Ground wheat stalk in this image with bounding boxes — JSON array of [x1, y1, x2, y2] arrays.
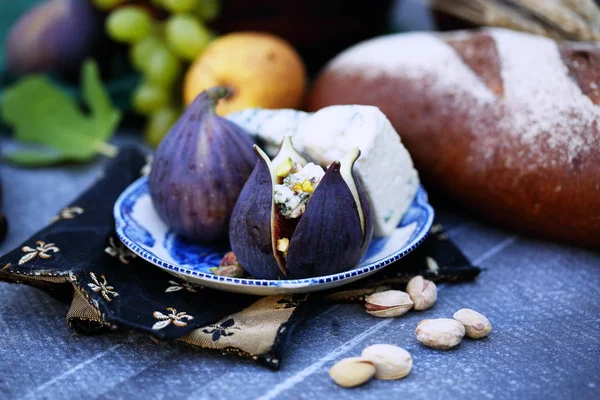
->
[[506, 0, 600, 40], [426, 0, 600, 40], [428, 0, 557, 38], [562, 0, 600, 25]]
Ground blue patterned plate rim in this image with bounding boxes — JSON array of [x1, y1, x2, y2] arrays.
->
[[114, 176, 434, 289]]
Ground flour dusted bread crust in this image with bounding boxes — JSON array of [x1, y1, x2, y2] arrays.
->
[[307, 28, 600, 247]]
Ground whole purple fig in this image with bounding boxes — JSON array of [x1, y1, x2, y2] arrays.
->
[[5, 0, 99, 76], [230, 137, 373, 279], [149, 87, 256, 243]]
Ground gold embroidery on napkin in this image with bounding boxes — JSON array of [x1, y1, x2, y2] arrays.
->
[[19, 241, 60, 265], [425, 257, 440, 275], [87, 272, 119, 302], [104, 237, 137, 264], [152, 308, 194, 330], [51, 206, 84, 222], [165, 280, 199, 293]]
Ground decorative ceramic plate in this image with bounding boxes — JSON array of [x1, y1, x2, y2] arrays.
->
[[114, 177, 434, 295]]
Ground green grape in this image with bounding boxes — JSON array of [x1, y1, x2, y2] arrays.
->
[[163, 0, 198, 13], [144, 46, 182, 86], [106, 7, 152, 43], [132, 82, 171, 115], [195, 0, 220, 22], [92, 0, 125, 11], [165, 14, 212, 61], [144, 107, 181, 148], [130, 36, 163, 71]]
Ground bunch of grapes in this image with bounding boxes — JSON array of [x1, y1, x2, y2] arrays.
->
[[93, 0, 220, 146]]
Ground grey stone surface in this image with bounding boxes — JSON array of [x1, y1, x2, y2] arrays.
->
[[1, 151, 599, 400]]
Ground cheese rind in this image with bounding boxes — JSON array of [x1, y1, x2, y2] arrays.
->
[[227, 108, 309, 155], [227, 105, 420, 237]]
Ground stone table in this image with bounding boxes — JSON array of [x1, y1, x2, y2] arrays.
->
[[1, 149, 599, 400]]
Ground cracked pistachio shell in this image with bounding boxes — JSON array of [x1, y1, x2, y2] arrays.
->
[[361, 344, 413, 380], [149, 87, 255, 243], [329, 357, 376, 388], [453, 308, 492, 339], [229, 137, 373, 280], [416, 318, 465, 349], [406, 275, 437, 311], [365, 290, 413, 317]]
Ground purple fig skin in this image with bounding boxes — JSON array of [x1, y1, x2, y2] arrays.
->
[[229, 149, 282, 280], [5, 0, 99, 76], [149, 87, 256, 243], [285, 161, 373, 279]]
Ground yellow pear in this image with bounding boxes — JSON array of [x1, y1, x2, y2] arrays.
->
[[183, 32, 307, 115]]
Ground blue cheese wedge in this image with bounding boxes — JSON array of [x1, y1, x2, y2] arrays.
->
[[228, 105, 420, 237], [227, 108, 309, 155], [273, 162, 325, 219]]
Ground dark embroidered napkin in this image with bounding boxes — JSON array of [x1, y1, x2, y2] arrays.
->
[[0, 146, 479, 370]]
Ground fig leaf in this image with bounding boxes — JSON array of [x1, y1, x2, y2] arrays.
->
[[81, 61, 122, 142], [1, 59, 121, 166]]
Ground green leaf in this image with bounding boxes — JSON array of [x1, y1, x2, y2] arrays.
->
[[2, 77, 95, 159], [0, 60, 121, 166], [2, 76, 89, 141], [81, 60, 122, 141]]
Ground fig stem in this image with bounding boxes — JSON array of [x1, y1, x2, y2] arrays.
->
[[94, 141, 118, 158], [206, 87, 233, 104]]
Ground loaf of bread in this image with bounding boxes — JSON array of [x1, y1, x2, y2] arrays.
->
[[307, 28, 600, 247]]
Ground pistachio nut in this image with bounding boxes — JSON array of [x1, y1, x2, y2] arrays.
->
[[328, 357, 376, 388], [364, 290, 413, 317], [415, 318, 465, 349], [210, 251, 246, 277], [453, 308, 492, 339], [406, 275, 437, 311], [361, 344, 412, 380], [209, 264, 245, 278]]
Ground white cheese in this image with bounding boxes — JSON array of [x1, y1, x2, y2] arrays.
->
[[274, 162, 324, 219], [273, 185, 305, 218], [285, 163, 325, 186], [227, 105, 420, 237], [228, 108, 309, 155]]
